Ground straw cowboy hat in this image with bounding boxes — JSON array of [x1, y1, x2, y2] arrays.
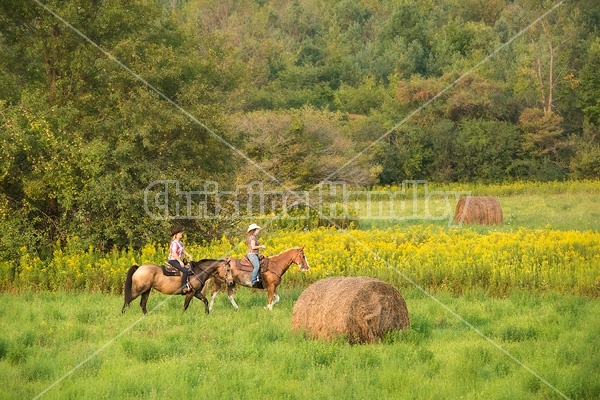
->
[[247, 223, 261, 233]]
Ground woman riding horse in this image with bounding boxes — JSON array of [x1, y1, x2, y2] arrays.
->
[[246, 223, 266, 286], [209, 247, 309, 311], [168, 226, 194, 293]]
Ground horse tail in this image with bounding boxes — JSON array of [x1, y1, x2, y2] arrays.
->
[[123, 265, 139, 306]]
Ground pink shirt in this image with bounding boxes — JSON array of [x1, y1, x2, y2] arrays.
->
[[168, 239, 184, 260]]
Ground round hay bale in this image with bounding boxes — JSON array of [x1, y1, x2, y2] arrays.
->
[[291, 277, 410, 344], [453, 196, 503, 225]]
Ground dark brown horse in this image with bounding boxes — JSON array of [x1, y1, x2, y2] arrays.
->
[[122, 259, 232, 315], [209, 247, 309, 311]]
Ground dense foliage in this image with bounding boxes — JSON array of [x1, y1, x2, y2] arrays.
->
[[1, 0, 599, 255]]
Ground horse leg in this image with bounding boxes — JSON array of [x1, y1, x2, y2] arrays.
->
[[194, 291, 210, 314], [209, 279, 222, 312], [266, 284, 276, 310], [122, 265, 140, 313], [122, 294, 140, 313], [209, 291, 219, 312], [227, 285, 239, 311], [201, 277, 213, 297], [122, 291, 138, 313], [183, 292, 194, 311], [273, 291, 280, 306], [140, 290, 151, 315]]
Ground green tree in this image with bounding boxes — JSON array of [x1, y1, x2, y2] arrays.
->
[[569, 119, 600, 179], [229, 107, 374, 187], [518, 108, 570, 162], [0, 0, 239, 257], [334, 75, 387, 115], [579, 39, 600, 126], [452, 119, 521, 181]]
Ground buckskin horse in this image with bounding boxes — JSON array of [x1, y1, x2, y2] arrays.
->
[[209, 247, 309, 311], [122, 259, 232, 315]]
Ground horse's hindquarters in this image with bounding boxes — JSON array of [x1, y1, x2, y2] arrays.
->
[[133, 264, 184, 295]]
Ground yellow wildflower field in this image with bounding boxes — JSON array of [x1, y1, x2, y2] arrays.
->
[[5, 225, 598, 296]]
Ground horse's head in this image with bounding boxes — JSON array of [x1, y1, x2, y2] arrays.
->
[[293, 247, 310, 272], [222, 259, 235, 286]]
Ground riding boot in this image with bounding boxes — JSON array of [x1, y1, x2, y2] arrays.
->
[[182, 273, 190, 293]]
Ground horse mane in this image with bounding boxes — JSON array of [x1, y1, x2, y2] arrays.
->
[[272, 247, 303, 258], [195, 258, 220, 263], [190, 258, 226, 273]]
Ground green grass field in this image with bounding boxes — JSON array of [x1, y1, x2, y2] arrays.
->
[[1, 181, 599, 399], [0, 288, 598, 399], [353, 181, 600, 232]]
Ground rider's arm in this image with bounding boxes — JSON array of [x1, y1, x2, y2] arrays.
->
[[173, 248, 184, 265], [250, 239, 265, 250], [170, 241, 188, 265]]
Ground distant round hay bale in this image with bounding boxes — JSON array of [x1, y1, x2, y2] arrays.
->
[[453, 196, 503, 225], [291, 277, 410, 344]]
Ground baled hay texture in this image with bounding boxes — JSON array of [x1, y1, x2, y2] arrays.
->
[[291, 277, 410, 344], [453, 196, 503, 225]]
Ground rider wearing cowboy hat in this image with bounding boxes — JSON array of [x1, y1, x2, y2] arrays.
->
[[247, 223, 266, 286], [168, 226, 194, 293]]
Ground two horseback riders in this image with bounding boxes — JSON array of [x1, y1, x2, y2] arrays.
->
[[166, 224, 263, 294], [168, 223, 264, 293], [122, 224, 309, 314]]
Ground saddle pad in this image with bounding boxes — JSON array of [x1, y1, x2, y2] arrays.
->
[[235, 257, 267, 272], [236, 259, 254, 272], [162, 265, 181, 276]]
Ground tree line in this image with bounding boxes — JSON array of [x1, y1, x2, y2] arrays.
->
[[1, 0, 599, 258]]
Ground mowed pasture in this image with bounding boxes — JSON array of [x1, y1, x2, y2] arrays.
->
[[0, 181, 599, 399]]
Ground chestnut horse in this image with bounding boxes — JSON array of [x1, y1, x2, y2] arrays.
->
[[209, 247, 309, 311], [122, 259, 232, 315]]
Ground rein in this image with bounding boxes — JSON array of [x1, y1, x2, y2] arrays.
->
[[189, 259, 230, 289], [266, 261, 282, 279]]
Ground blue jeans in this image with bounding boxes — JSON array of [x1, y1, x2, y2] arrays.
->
[[248, 253, 260, 283]]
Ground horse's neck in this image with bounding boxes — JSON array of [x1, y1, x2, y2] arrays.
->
[[269, 249, 296, 274], [192, 261, 218, 275]]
